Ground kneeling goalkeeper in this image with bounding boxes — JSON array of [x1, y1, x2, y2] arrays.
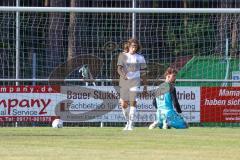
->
[[149, 67, 188, 129]]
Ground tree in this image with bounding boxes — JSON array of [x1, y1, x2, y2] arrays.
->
[[218, 1, 229, 56], [231, 1, 240, 56], [67, 0, 87, 61], [183, 0, 188, 27], [46, 0, 67, 77], [67, 0, 76, 62]]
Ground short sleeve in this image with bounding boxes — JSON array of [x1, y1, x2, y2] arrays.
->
[[140, 56, 147, 70], [117, 53, 124, 66]]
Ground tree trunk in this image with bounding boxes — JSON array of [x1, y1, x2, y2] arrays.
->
[[183, 0, 188, 27], [67, 0, 76, 62], [46, 0, 66, 77], [231, 16, 237, 56], [67, 1, 88, 65], [231, 1, 240, 56], [66, 1, 104, 81], [44, 0, 49, 7], [216, 1, 230, 55]]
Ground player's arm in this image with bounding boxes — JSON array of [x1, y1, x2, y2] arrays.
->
[[141, 69, 147, 95], [152, 98, 157, 109], [117, 53, 127, 80], [141, 69, 147, 87], [117, 65, 127, 80], [170, 85, 182, 113], [140, 59, 147, 91]]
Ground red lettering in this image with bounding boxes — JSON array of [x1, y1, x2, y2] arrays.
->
[[0, 99, 51, 115], [39, 99, 51, 114], [8, 99, 18, 114], [19, 99, 29, 108]]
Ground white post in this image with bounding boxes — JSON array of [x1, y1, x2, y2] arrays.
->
[[16, 0, 20, 87], [222, 38, 229, 87], [132, 0, 136, 38], [15, 0, 20, 128], [1, 7, 240, 13]]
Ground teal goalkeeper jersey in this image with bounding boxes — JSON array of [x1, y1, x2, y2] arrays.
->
[[155, 83, 182, 113], [156, 92, 174, 111]]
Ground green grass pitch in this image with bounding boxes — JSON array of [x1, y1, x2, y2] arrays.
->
[[0, 127, 239, 160]]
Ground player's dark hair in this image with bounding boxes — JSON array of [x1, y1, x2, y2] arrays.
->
[[127, 38, 142, 53], [123, 41, 130, 52], [164, 67, 178, 78]]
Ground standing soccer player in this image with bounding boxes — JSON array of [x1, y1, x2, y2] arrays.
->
[[149, 67, 188, 129], [117, 38, 147, 131]]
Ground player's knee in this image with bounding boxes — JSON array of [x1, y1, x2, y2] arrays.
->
[[119, 99, 128, 108], [129, 101, 137, 107], [174, 122, 189, 129]]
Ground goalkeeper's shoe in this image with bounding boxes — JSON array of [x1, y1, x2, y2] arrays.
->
[[148, 121, 158, 130], [162, 122, 171, 129]]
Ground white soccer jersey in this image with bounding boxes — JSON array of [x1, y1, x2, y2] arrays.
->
[[118, 52, 146, 80], [117, 52, 147, 101]]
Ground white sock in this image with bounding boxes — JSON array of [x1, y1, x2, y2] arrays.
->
[[128, 106, 136, 127], [121, 107, 129, 122]]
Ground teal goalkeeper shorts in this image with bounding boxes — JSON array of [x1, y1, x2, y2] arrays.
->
[[156, 109, 188, 129]]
